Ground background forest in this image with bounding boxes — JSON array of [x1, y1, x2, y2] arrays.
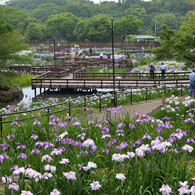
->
[[0, 0, 194, 42]]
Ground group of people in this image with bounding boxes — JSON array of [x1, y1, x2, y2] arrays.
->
[[149, 63, 195, 96], [149, 62, 167, 79]]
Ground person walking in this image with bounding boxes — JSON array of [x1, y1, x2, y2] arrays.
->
[[160, 63, 167, 79], [149, 63, 156, 79], [189, 69, 195, 96]]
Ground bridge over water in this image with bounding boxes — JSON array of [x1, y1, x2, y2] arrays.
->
[[31, 71, 189, 95]]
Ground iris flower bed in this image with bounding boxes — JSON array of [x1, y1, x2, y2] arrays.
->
[[131, 61, 191, 73], [0, 87, 189, 123], [0, 94, 194, 194]]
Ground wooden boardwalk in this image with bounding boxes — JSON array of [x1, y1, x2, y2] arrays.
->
[[32, 72, 189, 92]]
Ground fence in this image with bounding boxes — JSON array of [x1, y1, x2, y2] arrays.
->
[[0, 85, 188, 137], [29, 41, 161, 49]]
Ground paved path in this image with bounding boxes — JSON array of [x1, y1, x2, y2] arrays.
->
[[96, 96, 188, 121], [97, 98, 163, 120]]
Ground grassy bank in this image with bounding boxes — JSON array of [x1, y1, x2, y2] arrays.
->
[[0, 72, 36, 90]]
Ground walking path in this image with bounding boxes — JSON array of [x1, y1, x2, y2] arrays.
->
[[97, 98, 163, 120], [96, 96, 188, 120]]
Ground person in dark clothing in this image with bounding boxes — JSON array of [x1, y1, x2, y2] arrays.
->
[[89, 48, 92, 54], [149, 63, 156, 79]]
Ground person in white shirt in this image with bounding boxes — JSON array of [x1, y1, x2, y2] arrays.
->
[[189, 69, 195, 96], [99, 53, 103, 59], [160, 62, 167, 79]]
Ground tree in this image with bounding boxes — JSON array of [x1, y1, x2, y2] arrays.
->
[[124, 4, 147, 20], [83, 15, 112, 42], [25, 22, 46, 42], [74, 20, 88, 41], [152, 12, 195, 62], [46, 12, 79, 40], [30, 3, 62, 22], [153, 13, 179, 33], [0, 19, 28, 68], [114, 15, 143, 42], [5, 7, 37, 33]]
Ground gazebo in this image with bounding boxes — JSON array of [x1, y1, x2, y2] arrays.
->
[[133, 35, 157, 48]]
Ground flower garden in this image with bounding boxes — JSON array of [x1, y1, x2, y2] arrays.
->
[[0, 90, 195, 194]]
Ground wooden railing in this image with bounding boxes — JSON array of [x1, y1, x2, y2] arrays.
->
[[73, 71, 190, 79], [32, 76, 189, 90], [1, 84, 186, 138]]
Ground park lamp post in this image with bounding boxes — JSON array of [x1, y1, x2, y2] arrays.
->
[[106, 20, 116, 107], [154, 20, 157, 36], [53, 39, 56, 67]]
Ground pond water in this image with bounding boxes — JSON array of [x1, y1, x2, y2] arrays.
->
[[18, 86, 113, 106]]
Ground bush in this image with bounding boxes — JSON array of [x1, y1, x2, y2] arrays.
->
[[0, 77, 11, 90]]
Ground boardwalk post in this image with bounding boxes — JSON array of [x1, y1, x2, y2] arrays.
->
[[181, 84, 183, 96], [69, 102, 71, 120], [0, 117, 2, 138], [84, 97, 86, 112], [146, 88, 148, 101], [34, 89, 37, 97], [99, 95, 102, 113], [115, 92, 117, 107], [131, 88, 133, 105], [47, 107, 50, 121], [164, 85, 166, 94]]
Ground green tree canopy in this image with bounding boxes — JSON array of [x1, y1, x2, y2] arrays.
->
[[153, 13, 179, 33], [46, 12, 79, 40], [114, 15, 143, 41], [30, 3, 62, 22], [0, 20, 28, 68], [124, 4, 147, 20], [153, 12, 195, 62], [25, 22, 46, 42]]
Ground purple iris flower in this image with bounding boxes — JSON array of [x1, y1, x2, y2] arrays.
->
[[59, 121, 67, 127], [17, 153, 27, 160], [157, 127, 163, 133], [142, 134, 151, 140], [101, 127, 109, 135], [129, 123, 136, 129], [135, 139, 142, 145], [31, 134, 39, 140], [91, 144, 97, 152], [7, 135, 15, 140], [10, 121, 18, 126], [90, 109, 95, 113], [73, 121, 81, 126], [102, 149, 109, 154], [0, 153, 10, 163], [16, 144, 26, 149], [115, 141, 129, 151], [10, 165, 19, 172], [117, 123, 125, 129], [186, 137, 195, 144], [33, 120, 41, 126], [162, 116, 172, 120], [31, 148, 41, 154]]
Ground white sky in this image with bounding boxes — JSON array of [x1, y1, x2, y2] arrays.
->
[[0, 0, 151, 5], [92, 0, 118, 3], [0, 0, 118, 5], [0, 0, 9, 4]]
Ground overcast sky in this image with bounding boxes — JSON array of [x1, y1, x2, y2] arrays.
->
[[0, 0, 118, 4], [92, 0, 118, 3]]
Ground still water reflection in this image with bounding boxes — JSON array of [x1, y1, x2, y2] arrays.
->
[[19, 86, 113, 106]]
